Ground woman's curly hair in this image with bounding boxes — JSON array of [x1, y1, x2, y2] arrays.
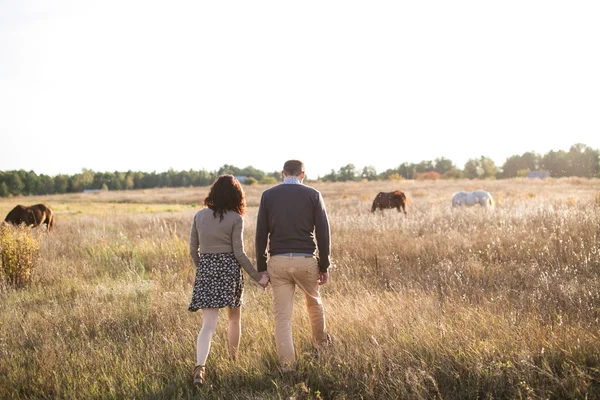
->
[[203, 175, 246, 221]]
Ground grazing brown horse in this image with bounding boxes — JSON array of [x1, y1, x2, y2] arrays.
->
[[371, 191, 407, 215], [4, 204, 55, 231]]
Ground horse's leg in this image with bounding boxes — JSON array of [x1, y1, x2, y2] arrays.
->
[[47, 212, 54, 232]]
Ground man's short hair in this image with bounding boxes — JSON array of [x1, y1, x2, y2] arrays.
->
[[283, 160, 304, 177]]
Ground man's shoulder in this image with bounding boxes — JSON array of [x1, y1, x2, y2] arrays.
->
[[298, 184, 322, 199], [263, 184, 320, 197], [302, 184, 321, 194], [261, 184, 285, 198]]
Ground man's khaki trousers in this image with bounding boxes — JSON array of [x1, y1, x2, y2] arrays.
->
[[267, 254, 328, 366]]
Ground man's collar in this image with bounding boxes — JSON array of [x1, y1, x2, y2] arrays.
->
[[282, 177, 302, 185]]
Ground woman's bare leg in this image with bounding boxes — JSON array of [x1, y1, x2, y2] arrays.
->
[[227, 306, 241, 361]]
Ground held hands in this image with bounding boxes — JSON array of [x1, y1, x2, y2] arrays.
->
[[258, 272, 270, 289]]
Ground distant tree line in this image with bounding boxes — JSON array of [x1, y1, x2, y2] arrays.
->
[[0, 165, 280, 197], [1, 143, 598, 197], [321, 143, 600, 182]]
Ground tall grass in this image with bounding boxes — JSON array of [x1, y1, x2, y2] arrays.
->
[[0, 224, 43, 287], [0, 179, 599, 399]]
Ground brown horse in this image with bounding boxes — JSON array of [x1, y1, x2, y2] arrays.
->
[[371, 191, 407, 215], [4, 204, 55, 231]]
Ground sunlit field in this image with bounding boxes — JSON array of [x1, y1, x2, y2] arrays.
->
[[1, 178, 599, 399]]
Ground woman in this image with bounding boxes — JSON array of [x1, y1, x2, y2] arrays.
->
[[188, 174, 269, 385]]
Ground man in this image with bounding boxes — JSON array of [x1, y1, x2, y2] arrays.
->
[[255, 159, 332, 370]]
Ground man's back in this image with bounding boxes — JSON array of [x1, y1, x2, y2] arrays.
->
[[255, 183, 330, 273], [256, 160, 332, 370]]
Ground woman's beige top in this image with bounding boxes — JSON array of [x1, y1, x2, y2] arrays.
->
[[189, 208, 261, 282]]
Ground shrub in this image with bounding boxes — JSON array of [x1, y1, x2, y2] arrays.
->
[[415, 171, 440, 181], [260, 177, 278, 185], [0, 223, 42, 287], [516, 168, 531, 177], [387, 173, 404, 181], [244, 177, 258, 186], [441, 168, 464, 179]]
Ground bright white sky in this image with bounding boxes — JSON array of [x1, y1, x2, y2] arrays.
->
[[1, 1, 599, 179]]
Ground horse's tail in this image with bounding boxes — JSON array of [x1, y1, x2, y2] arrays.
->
[[481, 192, 495, 208]]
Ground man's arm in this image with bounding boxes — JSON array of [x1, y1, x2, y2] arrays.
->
[[255, 194, 269, 272], [314, 192, 331, 273], [318, 271, 329, 285]]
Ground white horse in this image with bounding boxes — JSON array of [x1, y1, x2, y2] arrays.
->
[[452, 190, 494, 209]]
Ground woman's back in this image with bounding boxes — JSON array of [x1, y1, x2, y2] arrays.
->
[[191, 208, 240, 254]]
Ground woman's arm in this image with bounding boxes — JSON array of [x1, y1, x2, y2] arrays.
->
[[189, 215, 200, 267], [232, 216, 262, 282]]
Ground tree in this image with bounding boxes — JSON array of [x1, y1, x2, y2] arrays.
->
[[38, 175, 55, 195], [217, 164, 242, 177], [0, 182, 8, 197], [415, 160, 435, 173], [463, 157, 497, 179], [23, 170, 39, 195], [500, 151, 541, 178], [567, 143, 599, 177], [4, 171, 25, 196], [54, 175, 70, 194], [71, 169, 94, 192], [434, 157, 455, 174], [143, 172, 159, 188], [463, 159, 481, 179], [125, 172, 135, 190], [361, 166, 378, 181], [501, 155, 524, 178], [240, 166, 265, 181], [321, 169, 338, 182], [397, 163, 416, 179], [132, 171, 145, 189], [338, 164, 357, 182], [480, 156, 498, 179], [541, 150, 569, 177]]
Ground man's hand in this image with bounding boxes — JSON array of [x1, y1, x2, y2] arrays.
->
[[318, 271, 329, 285]]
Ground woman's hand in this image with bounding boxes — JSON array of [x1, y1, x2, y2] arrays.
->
[[258, 272, 270, 289]]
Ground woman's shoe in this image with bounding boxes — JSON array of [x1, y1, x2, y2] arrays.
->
[[193, 365, 205, 385]]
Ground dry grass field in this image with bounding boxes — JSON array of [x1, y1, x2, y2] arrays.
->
[[1, 178, 599, 399]]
